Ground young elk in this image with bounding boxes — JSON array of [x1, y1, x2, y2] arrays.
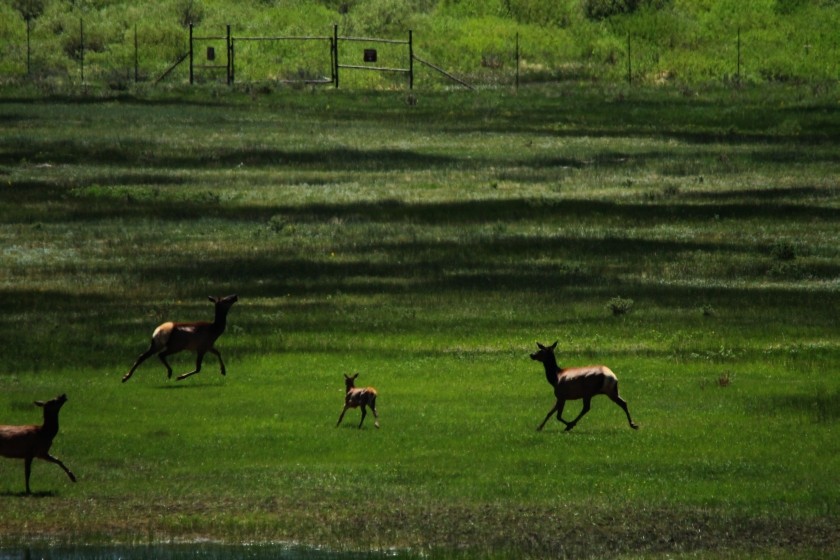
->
[[530, 341, 638, 432], [336, 373, 379, 429], [0, 394, 76, 495], [122, 294, 238, 383]]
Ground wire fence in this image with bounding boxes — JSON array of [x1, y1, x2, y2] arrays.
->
[[2, 17, 838, 91]]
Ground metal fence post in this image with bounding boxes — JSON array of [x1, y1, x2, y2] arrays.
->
[[189, 23, 194, 85], [80, 18, 85, 85], [226, 24, 232, 85], [134, 24, 139, 83], [333, 24, 340, 88], [409, 30, 414, 89]]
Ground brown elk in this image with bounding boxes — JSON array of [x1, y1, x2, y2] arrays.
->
[[530, 341, 638, 432], [122, 294, 238, 383], [336, 373, 379, 429], [0, 394, 76, 495]]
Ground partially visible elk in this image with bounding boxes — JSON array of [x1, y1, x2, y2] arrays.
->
[[530, 341, 638, 432], [337, 373, 379, 429], [122, 294, 238, 383], [0, 394, 76, 495]]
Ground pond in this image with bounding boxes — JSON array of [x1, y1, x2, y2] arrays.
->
[[0, 544, 417, 560]]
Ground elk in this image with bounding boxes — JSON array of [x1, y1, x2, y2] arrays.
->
[[0, 394, 76, 495], [122, 294, 238, 383], [530, 341, 638, 432], [336, 373, 379, 429]]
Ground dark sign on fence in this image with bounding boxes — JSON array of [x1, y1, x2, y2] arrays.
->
[[364, 49, 377, 62], [207, 46, 215, 61]]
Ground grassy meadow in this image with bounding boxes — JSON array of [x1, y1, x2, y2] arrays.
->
[[0, 83, 839, 558]]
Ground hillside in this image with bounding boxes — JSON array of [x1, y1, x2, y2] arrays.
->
[[1, 0, 838, 89]]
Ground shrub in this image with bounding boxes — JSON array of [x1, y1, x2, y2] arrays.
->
[[607, 295, 634, 316], [582, 0, 671, 21], [770, 240, 796, 261]]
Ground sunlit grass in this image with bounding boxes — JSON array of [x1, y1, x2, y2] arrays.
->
[[0, 84, 838, 558]]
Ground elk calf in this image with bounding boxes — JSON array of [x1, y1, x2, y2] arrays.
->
[[337, 373, 379, 429], [123, 294, 238, 383], [0, 394, 76, 494], [530, 341, 638, 432]]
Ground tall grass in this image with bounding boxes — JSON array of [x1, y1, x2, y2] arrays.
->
[[1, 1, 840, 87], [0, 84, 838, 558]]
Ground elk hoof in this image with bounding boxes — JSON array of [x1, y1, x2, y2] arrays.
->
[[631, 423, 639, 430]]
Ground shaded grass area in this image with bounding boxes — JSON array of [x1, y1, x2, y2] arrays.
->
[[0, 84, 838, 558]]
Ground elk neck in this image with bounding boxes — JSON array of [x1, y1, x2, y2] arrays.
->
[[212, 305, 230, 333], [41, 407, 61, 439], [541, 355, 561, 387]]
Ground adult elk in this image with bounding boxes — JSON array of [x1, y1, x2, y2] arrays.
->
[[0, 394, 76, 494], [336, 373, 379, 429], [122, 294, 238, 383], [530, 341, 638, 432]]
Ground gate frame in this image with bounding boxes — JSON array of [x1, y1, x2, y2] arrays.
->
[[333, 25, 413, 89], [186, 24, 471, 90]]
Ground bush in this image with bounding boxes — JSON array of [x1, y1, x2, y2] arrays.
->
[[607, 295, 634, 316], [582, 0, 671, 21], [770, 240, 797, 261]]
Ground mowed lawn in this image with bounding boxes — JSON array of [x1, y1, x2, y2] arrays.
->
[[0, 84, 838, 558]]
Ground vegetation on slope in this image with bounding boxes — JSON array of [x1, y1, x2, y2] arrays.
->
[[1, 0, 839, 88]]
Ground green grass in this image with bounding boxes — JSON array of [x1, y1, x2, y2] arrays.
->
[[2, 0, 840, 87], [0, 83, 839, 559]]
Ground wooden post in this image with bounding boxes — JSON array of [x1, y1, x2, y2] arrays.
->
[[515, 32, 520, 91], [134, 24, 139, 83], [80, 18, 85, 85], [226, 24, 232, 85], [189, 23, 194, 85], [333, 24, 339, 88], [26, 17, 32, 76], [409, 29, 414, 90]]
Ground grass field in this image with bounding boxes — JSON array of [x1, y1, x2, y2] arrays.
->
[[0, 83, 839, 559]]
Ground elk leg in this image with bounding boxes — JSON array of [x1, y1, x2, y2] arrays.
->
[[336, 406, 349, 427], [42, 454, 76, 483], [609, 392, 638, 429], [123, 344, 157, 382], [158, 351, 175, 379], [358, 405, 367, 429], [538, 401, 561, 431], [24, 456, 33, 495], [371, 397, 380, 429], [208, 347, 226, 376], [176, 352, 204, 381], [565, 397, 591, 431]]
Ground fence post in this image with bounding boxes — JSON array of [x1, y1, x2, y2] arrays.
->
[[134, 24, 139, 83], [333, 24, 340, 88], [189, 23, 194, 85], [25, 17, 32, 76], [226, 24, 232, 85], [515, 32, 520, 91], [409, 30, 414, 90], [80, 18, 85, 85]]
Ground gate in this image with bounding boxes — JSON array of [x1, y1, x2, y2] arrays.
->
[[185, 24, 470, 90]]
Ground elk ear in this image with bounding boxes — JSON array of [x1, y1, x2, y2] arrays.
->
[[208, 296, 218, 303], [351, 373, 359, 380], [344, 373, 351, 380], [34, 401, 45, 408], [537, 342, 546, 350], [550, 341, 558, 349]]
